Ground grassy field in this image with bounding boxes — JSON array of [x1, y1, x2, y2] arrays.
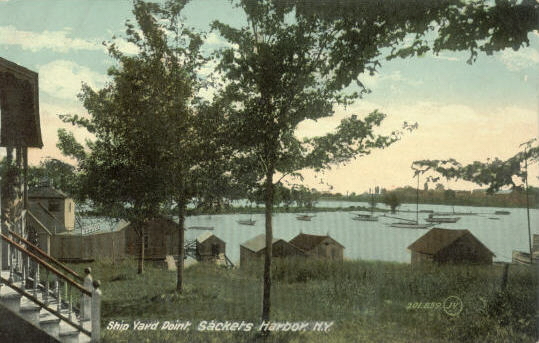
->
[[70, 259, 537, 343]]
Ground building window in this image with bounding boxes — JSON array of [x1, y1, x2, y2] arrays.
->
[[48, 201, 60, 212], [69, 202, 72, 213]]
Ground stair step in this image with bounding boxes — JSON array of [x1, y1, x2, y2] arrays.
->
[[40, 315, 61, 339], [59, 321, 80, 343], [20, 302, 41, 325]]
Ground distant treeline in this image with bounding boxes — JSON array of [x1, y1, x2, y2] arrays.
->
[[322, 186, 539, 209]]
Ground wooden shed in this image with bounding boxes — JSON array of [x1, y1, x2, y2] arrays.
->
[[28, 186, 75, 232], [196, 232, 226, 262], [240, 234, 305, 266], [408, 228, 494, 265], [125, 217, 179, 260], [289, 233, 345, 261]]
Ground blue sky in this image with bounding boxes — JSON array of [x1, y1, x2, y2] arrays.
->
[[1, 0, 538, 193]]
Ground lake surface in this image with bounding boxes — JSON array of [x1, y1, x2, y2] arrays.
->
[[183, 202, 539, 265]]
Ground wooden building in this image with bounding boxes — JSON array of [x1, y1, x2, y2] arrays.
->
[[408, 228, 494, 265], [289, 233, 344, 261], [124, 217, 179, 260], [240, 234, 305, 266], [1, 57, 43, 269], [196, 232, 226, 262], [28, 186, 75, 233]]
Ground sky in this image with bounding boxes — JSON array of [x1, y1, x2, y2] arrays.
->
[[1, 0, 538, 194]]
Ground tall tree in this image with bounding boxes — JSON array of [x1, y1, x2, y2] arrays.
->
[[212, 0, 413, 322], [58, 0, 205, 279]]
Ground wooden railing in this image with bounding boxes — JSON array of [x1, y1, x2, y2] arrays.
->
[[8, 229, 83, 282], [0, 228, 101, 341]]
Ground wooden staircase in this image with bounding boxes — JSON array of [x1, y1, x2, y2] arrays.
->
[[1, 227, 101, 342]]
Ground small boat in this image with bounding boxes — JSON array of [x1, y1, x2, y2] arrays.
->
[[296, 215, 315, 221], [425, 215, 460, 223], [390, 222, 431, 229], [432, 211, 477, 216], [512, 250, 537, 264], [495, 210, 511, 215], [237, 219, 256, 226], [488, 217, 500, 220], [352, 214, 378, 222]]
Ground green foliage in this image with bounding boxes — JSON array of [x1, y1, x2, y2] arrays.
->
[[73, 259, 537, 343], [0, 157, 80, 199], [383, 191, 401, 213], [57, 0, 206, 224], [413, 139, 539, 194], [278, 0, 539, 68]]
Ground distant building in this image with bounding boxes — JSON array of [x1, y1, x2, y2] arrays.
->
[[28, 186, 75, 233], [240, 234, 305, 266], [196, 232, 226, 262], [289, 233, 344, 261], [408, 228, 494, 265]]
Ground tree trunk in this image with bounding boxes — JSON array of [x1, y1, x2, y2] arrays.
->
[[137, 224, 144, 274], [176, 197, 187, 292], [262, 168, 274, 323]]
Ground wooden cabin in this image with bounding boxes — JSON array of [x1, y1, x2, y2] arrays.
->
[[124, 217, 179, 260], [408, 228, 494, 265], [196, 232, 226, 262], [240, 234, 305, 266], [289, 233, 344, 261], [28, 186, 75, 232]]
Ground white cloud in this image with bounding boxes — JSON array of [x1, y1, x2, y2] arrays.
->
[[0, 25, 101, 52], [111, 38, 140, 55], [39, 60, 108, 100], [499, 47, 539, 71]]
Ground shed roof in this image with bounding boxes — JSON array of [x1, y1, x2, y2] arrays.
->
[[196, 231, 224, 244], [241, 234, 280, 253], [289, 233, 344, 251], [0, 57, 43, 148], [407, 228, 494, 256], [29, 186, 69, 199]]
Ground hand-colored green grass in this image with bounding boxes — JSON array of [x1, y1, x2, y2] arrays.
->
[[69, 259, 537, 343]]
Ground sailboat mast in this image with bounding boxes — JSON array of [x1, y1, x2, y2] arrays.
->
[[525, 148, 532, 263], [416, 173, 419, 224]]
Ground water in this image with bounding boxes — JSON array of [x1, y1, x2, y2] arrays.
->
[[184, 202, 539, 265]]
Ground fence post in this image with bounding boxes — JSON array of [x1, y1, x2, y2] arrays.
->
[[82, 267, 93, 320], [91, 280, 101, 343]]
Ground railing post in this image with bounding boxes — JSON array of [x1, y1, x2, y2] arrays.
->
[[91, 280, 101, 343], [82, 267, 92, 320]]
